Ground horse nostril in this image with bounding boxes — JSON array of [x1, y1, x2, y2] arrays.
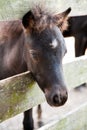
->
[[45, 87, 68, 107], [52, 91, 68, 106], [53, 94, 59, 104]]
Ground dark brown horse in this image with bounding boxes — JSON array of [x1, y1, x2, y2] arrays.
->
[[63, 15, 87, 57], [0, 6, 71, 130]]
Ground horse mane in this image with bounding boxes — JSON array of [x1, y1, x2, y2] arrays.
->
[[22, 5, 71, 32], [31, 6, 53, 31], [28, 5, 57, 32]]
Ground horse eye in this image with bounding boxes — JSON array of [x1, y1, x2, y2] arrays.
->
[[32, 53, 38, 59], [29, 50, 39, 61]]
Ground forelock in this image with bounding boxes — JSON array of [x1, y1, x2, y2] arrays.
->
[[31, 5, 54, 32]]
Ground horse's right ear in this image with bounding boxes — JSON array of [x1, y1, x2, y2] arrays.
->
[[53, 7, 71, 32], [22, 11, 34, 29]]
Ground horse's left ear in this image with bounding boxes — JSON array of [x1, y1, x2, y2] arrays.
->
[[22, 10, 35, 29], [53, 7, 71, 32]]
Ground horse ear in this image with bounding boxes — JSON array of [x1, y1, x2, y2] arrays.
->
[[22, 11, 34, 29], [54, 7, 71, 32]]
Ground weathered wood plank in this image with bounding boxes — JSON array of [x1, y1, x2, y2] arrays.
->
[[36, 87, 87, 130], [0, 84, 87, 130], [37, 86, 87, 130], [63, 56, 87, 89], [38, 102, 87, 130], [0, 72, 45, 122], [0, 0, 87, 20], [1, 83, 87, 130], [0, 56, 87, 122]]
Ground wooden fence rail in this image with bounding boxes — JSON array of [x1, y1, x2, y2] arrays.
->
[[38, 102, 87, 130], [0, 56, 87, 123]]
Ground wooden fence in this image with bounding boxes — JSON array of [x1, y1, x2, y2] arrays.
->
[[0, 0, 87, 130], [0, 56, 87, 129]]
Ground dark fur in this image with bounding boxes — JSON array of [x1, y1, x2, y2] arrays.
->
[[0, 6, 71, 130], [22, 6, 71, 32], [63, 15, 87, 57]]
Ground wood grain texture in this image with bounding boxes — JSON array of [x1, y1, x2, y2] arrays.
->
[[0, 71, 45, 122], [38, 103, 87, 130], [63, 56, 87, 89], [0, 56, 87, 122]]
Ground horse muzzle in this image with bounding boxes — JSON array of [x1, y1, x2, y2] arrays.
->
[[44, 85, 68, 107]]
